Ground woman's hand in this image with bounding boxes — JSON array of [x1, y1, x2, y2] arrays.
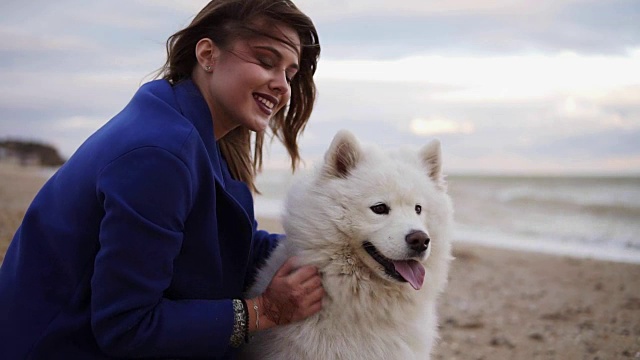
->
[[248, 257, 324, 331]]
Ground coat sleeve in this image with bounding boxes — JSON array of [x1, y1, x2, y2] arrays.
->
[[91, 146, 234, 358], [244, 223, 282, 290]]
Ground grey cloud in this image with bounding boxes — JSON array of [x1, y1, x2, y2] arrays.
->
[[0, 103, 114, 157], [317, 0, 639, 59], [520, 129, 640, 159], [303, 77, 640, 168], [1, 0, 639, 174]]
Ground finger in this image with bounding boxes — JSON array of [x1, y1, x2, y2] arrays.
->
[[294, 296, 323, 322], [306, 297, 323, 315], [297, 285, 324, 309], [304, 287, 324, 303], [300, 275, 323, 290], [287, 265, 319, 284], [274, 256, 299, 277]]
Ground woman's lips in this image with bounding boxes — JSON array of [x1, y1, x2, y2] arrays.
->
[[253, 93, 277, 115]]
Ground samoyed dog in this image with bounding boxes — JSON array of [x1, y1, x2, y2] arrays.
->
[[241, 130, 453, 360]]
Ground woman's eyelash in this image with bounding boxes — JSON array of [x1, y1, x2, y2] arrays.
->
[[256, 55, 294, 83], [257, 56, 274, 67]]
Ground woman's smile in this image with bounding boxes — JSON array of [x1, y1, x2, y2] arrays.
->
[[253, 93, 278, 115]]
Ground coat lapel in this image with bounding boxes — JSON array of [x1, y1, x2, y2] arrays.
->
[[171, 79, 254, 241]]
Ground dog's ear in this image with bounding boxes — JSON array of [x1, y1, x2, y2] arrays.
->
[[420, 139, 447, 190], [323, 130, 361, 179]]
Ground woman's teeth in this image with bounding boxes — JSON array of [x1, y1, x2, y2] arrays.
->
[[254, 95, 274, 109]]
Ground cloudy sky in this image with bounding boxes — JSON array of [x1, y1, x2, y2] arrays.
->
[[1, 0, 639, 175]]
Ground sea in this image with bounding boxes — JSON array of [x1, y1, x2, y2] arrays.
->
[[255, 170, 640, 264], [37, 166, 640, 264]]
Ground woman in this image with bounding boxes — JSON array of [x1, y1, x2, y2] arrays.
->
[[0, 0, 323, 358]]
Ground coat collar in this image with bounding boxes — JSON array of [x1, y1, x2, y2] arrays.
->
[[171, 79, 226, 186], [168, 79, 255, 228]]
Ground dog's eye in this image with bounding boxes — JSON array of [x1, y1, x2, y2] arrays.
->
[[415, 205, 422, 214], [370, 203, 390, 215]]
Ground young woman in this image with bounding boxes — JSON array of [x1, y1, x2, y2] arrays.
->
[[0, 0, 323, 358]]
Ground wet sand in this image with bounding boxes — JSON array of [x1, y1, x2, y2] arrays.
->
[[2, 163, 639, 359]]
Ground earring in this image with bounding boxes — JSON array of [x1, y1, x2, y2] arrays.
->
[[204, 65, 212, 72]]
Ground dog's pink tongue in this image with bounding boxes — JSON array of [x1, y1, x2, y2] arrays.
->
[[393, 260, 425, 290]]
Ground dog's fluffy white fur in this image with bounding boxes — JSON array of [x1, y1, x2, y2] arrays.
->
[[240, 130, 453, 360]]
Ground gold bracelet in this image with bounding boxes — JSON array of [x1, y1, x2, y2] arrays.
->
[[251, 299, 259, 331]]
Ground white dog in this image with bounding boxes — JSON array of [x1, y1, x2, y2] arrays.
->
[[240, 130, 453, 360]]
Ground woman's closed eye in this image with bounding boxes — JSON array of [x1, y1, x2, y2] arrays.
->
[[257, 55, 275, 68], [258, 56, 294, 83]]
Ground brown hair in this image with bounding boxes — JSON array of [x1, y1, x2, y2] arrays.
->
[[158, 0, 320, 192]]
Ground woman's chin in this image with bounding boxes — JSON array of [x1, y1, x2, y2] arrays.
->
[[249, 118, 270, 133]]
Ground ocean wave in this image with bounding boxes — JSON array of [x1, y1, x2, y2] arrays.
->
[[253, 197, 284, 219], [494, 186, 640, 216], [453, 225, 640, 264], [255, 172, 640, 264]]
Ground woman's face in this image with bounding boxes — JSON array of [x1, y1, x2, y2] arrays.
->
[[201, 23, 301, 139]]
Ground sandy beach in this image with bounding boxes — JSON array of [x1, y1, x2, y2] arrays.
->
[[0, 163, 52, 262], [1, 163, 639, 359]]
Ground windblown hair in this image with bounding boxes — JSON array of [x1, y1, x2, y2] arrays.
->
[[158, 0, 320, 192]]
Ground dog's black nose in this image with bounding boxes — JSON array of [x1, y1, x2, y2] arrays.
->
[[405, 230, 430, 253]]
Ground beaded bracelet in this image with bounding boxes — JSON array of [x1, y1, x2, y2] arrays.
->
[[240, 299, 250, 343], [230, 299, 248, 348]]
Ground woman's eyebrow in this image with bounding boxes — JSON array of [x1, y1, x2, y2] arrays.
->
[[253, 45, 300, 70]]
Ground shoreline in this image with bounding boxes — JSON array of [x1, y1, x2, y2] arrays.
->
[[454, 236, 640, 265], [2, 164, 639, 358], [257, 215, 640, 265]]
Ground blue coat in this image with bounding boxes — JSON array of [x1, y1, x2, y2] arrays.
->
[[0, 79, 280, 359]]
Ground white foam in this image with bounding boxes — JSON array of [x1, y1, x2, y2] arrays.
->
[[453, 225, 640, 264], [253, 197, 284, 219]]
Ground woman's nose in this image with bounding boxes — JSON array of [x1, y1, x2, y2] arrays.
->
[[269, 70, 290, 95]]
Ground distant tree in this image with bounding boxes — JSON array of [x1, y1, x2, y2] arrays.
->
[[0, 139, 66, 166]]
